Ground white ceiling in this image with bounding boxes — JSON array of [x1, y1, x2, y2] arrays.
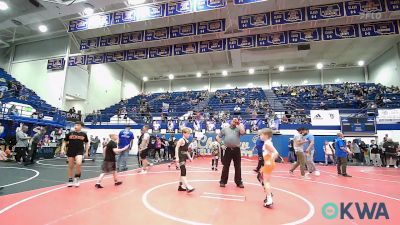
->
[[0, 0, 399, 79]]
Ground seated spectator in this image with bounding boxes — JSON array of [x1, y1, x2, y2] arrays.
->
[[233, 105, 241, 115], [7, 105, 18, 116], [69, 107, 76, 114]]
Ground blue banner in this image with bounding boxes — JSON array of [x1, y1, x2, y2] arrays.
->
[[345, 0, 386, 16], [359, 20, 399, 37], [69, 18, 88, 32], [199, 39, 226, 53], [121, 31, 144, 45], [238, 13, 270, 29], [257, 32, 288, 46], [307, 2, 345, 20], [387, 0, 400, 11], [228, 36, 256, 50], [174, 42, 199, 55], [234, 0, 265, 4], [149, 46, 173, 58], [47, 58, 65, 71], [68, 56, 86, 66], [113, 4, 165, 24], [170, 23, 197, 38], [288, 28, 322, 43], [80, 37, 99, 50], [86, 54, 105, 65], [322, 25, 360, 40], [99, 34, 121, 47], [196, 0, 226, 11], [271, 7, 306, 25], [105, 51, 126, 63], [167, 0, 194, 16], [197, 19, 225, 34], [126, 49, 148, 61], [145, 27, 170, 41]]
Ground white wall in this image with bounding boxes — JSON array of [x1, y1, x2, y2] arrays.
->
[[11, 59, 66, 107], [323, 67, 365, 84], [65, 66, 90, 99], [211, 74, 269, 91], [85, 63, 124, 112], [0, 47, 11, 73], [271, 70, 321, 86], [368, 43, 400, 87], [172, 77, 209, 91], [144, 80, 170, 93], [13, 36, 68, 62], [122, 70, 141, 99]]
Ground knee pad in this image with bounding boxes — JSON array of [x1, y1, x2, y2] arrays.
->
[[180, 165, 186, 176]]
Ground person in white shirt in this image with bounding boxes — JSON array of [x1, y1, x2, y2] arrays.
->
[[138, 125, 151, 174], [324, 141, 335, 165]]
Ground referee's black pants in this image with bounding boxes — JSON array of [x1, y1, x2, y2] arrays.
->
[[220, 147, 242, 185]]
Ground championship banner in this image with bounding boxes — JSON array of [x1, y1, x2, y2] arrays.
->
[[174, 42, 198, 55], [199, 39, 226, 53], [86, 54, 105, 65], [167, 0, 194, 16], [257, 32, 288, 46], [80, 37, 99, 50], [387, 0, 400, 11], [322, 24, 360, 40], [99, 34, 121, 47], [307, 2, 345, 20], [121, 31, 144, 45], [234, 0, 265, 4], [310, 110, 340, 126], [288, 28, 322, 43], [238, 13, 270, 29], [47, 58, 65, 71], [149, 46, 173, 58], [145, 27, 170, 41], [197, 19, 225, 34], [113, 3, 166, 24], [359, 20, 399, 37], [344, 0, 385, 16], [105, 51, 126, 63], [271, 7, 306, 25], [170, 23, 197, 38], [126, 48, 148, 61], [68, 55, 86, 66], [376, 108, 400, 123], [196, 0, 226, 11], [227, 36, 256, 50], [69, 13, 113, 32]]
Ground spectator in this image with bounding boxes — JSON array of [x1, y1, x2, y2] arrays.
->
[[15, 125, 30, 164], [323, 141, 335, 166], [287, 138, 296, 163], [233, 105, 241, 115], [335, 132, 352, 177], [8, 105, 19, 116], [382, 138, 398, 168], [351, 140, 363, 165], [359, 141, 370, 166], [369, 140, 382, 167], [69, 107, 76, 114]]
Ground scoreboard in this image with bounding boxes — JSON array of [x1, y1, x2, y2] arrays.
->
[[341, 117, 376, 135]]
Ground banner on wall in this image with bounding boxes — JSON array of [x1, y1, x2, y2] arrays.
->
[[47, 58, 65, 71], [376, 109, 400, 124], [310, 110, 340, 126]]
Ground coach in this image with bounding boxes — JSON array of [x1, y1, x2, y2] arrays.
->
[[217, 118, 245, 188]]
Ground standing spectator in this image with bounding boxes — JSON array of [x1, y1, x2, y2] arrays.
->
[[382, 138, 398, 168], [217, 118, 245, 188], [359, 141, 370, 166], [369, 140, 382, 167], [302, 128, 320, 176], [323, 141, 335, 166], [289, 128, 309, 179], [90, 136, 100, 160], [287, 138, 296, 163], [25, 127, 46, 166], [351, 139, 362, 165], [15, 125, 30, 163], [117, 126, 134, 172], [335, 132, 353, 177]]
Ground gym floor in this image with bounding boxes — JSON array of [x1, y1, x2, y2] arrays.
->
[[0, 157, 398, 225]]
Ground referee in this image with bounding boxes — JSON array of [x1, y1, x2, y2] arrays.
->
[[217, 118, 245, 188]]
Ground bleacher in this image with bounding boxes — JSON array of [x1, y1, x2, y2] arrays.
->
[[273, 83, 400, 113], [0, 68, 65, 127]]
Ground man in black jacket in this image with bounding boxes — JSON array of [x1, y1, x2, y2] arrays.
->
[[383, 138, 398, 168]]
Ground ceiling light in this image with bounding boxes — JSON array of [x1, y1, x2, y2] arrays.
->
[[222, 70, 228, 76], [249, 68, 255, 75], [38, 25, 48, 33], [248, 83, 254, 87], [303, 80, 309, 84], [196, 72, 202, 78], [65, 96, 75, 100], [168, 74, 174, 80], [272, 82, 279, 86], [335, 79, 341, 83], [143, 76, 148, 82], [0, 1, 9, 10], [358, 60, 365, 66], [181, 87, 187, 91], [83, 7, 94, 15], [226, 84, 232, 88], [278, 65, 285, 72], [316, 63, 323, 69], [128, 0, 146, 5]]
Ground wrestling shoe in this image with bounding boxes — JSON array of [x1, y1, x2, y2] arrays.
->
[[257, 172, 264, 186], [74, 178, 80, 187], [178, 186, 187, 191], [264, 193, 273, 208], [95, 184, 104, 189]]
